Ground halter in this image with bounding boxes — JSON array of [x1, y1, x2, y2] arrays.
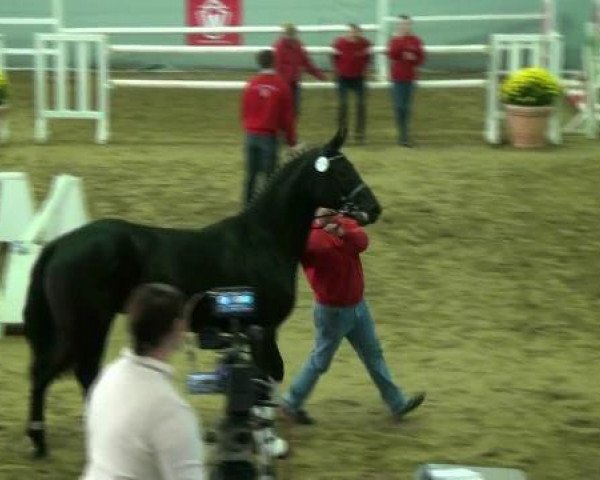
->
[[342, 182, 367, 203], [313, 152, 368, 221]]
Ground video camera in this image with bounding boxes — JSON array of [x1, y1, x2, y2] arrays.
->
[[187, 287, 265, 414], [185, 287, 281, 480]]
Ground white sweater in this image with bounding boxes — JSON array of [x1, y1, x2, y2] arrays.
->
[[81, 349, 205, 480]]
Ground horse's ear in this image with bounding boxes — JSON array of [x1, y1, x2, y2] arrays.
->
[[324, 127, 347, 153]]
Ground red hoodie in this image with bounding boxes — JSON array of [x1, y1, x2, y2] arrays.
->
[[332, 36, 372, 78], [241, 71, 296, 146], [273, 37, 326, 85], [387, 34, 425, 81], [301, 217, 368, 307]]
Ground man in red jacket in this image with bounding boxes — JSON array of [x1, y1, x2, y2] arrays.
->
[[273, 23, 326, 117], [281, 207, 426, 424], [241, 49, 296, 205], [387, 15, 425, 147], [332, 24, 371, 144]]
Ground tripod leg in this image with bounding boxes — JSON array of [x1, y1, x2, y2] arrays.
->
[[252, 406, 289, 458]]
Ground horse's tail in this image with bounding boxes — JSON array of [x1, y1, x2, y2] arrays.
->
[[23, 242, 73, 376]]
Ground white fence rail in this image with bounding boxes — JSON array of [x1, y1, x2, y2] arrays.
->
[[63, 24, 379, 35], [110, 79, 487, 90], [109, 44, 489, 55]]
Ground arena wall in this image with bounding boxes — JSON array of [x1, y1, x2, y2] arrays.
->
[[0, 0, 592, 71]]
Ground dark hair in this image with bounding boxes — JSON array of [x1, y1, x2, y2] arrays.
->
[[127, 283, 185, 356], [399, 14, 411, 20], [256, 49, 274, 69], [348, 23, 360, 31]]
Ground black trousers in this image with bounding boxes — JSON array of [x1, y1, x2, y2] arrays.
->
[[337, 76, 366, 139]]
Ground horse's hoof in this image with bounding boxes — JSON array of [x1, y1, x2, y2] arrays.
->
[[26, 426, 47, 459], [204, 430, 218, 444], [32, 448, 48, 459]]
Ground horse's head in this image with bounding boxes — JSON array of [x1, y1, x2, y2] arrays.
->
[[308, 128, 382, 225]]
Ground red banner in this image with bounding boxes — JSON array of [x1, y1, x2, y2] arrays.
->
[[186, 0, 243, 46]]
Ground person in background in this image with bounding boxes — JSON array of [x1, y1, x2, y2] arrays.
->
[[281, 208, 426, 425], [273, 23, 327, 117], [387, 14, 425, 147], [332, 24, 372, 144], [241, 49, 296, 206], [81, 283, 206, 480]]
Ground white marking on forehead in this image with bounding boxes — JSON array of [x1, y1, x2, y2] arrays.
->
[[315, 156, 330, 172]]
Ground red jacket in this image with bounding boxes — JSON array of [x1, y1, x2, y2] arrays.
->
[[387, 35, 425, 81], [301, 217, 368, 307], [332, 36, 372, 78], [241, 71, 296, 146], [273, 37, 326, 85]]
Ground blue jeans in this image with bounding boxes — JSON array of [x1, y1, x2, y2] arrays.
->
[[243, 133, 278, 206], [337, 77, 366, 139], [391, 81, 415, 143], [283, 300, 407, 414]]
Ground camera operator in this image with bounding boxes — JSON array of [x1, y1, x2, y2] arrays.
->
[[80, 283, 206, 480]]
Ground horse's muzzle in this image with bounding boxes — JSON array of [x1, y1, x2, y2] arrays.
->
[[364, 204, 382, 225]]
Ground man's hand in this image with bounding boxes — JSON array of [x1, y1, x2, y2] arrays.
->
[[289, 142, 306, 153], [285, 142, 307, 161], [403, 51, 417, 61], [324, 221, 345, 237]]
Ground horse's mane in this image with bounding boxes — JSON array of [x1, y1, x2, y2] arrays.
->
[[245, 143, 320, 210]]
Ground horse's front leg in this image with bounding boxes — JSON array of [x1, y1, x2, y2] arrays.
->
[[253, 327, 284, 382]]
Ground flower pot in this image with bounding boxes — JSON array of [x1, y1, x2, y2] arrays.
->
[[504, 104, 553, 148]]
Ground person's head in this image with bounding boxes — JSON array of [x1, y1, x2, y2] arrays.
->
[[282, 23, 297, 40], [314, 207, 339, 227], [127, 283, 186, 358], [397, 15, 413, 36], [256, 49, 274, 70], [347, 23, 361, 40]]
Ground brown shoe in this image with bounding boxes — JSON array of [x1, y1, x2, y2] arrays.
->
[[280, 403, 316, 425]]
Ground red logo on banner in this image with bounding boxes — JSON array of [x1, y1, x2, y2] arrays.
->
[[187, 0, 243, 45]]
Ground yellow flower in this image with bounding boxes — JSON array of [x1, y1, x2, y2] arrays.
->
[[501, 67, 562, 107]]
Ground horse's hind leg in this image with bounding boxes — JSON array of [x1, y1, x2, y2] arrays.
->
[[27, 271, 90, 458], [25, 275, 72, 458], [27, 346, 71, 458], [73, 310, 113, 397], [27, 354, 51, 458]]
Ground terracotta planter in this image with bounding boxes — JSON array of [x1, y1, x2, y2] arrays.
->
[[504, 104, 553, 148]]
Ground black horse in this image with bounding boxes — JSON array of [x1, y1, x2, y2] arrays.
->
[[23, 129, 382, 457]]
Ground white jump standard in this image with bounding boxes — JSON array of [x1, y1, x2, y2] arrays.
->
[[34, 33, 110, 144]]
